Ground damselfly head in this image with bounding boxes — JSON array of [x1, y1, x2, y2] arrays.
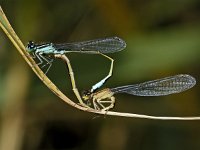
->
[[82, 90, 92, 101], [26, 41, 36, 53]]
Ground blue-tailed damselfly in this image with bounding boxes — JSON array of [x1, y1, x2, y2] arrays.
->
[[26, 37, 126, 93]]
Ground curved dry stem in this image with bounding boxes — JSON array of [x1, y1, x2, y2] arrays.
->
[[0, 6, 88, 111], [1, 6, 200, 120]]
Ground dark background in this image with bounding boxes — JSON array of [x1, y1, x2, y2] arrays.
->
[[0, 0, 200, 150]]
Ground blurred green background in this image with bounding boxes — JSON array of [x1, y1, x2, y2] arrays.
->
[[0, 0, 200, 150]]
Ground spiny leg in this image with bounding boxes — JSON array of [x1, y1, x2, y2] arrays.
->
[[43, 62, 52, 74], [35, 52, 44, 66], [34, 52, 49, 81], [54, 54, 89, 108], [95, 98, 106, 110], [35, 52, 51, 69], [29, 52, 52, 74], [93, 98, 101, 110], [91, 53, 114, 92], [41, 56, 53, 68], [97, 96, 115, 111], [41, 57, 54, 74], [34, 52, 52, 82], [38, 53, 54, 74]]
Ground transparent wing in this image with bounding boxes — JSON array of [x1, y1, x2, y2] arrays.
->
[[111, 74, 196, 96], [54, 37, 126, 54]]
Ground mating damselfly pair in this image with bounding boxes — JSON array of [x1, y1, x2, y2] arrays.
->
[[26, 37, 196, 111]]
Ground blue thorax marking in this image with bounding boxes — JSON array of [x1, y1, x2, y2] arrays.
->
[[35, 43, 55, 54], [35, 43, 66, 55]]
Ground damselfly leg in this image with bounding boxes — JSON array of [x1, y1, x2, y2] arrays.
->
[[34, 52, 54, 74], [94, 96, 115, 111]]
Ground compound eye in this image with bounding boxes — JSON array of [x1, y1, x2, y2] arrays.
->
[[27, 41, 36, 52], [28, 41, 35, 48], [82, 90, 92, 101]]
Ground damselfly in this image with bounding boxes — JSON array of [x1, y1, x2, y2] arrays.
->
[[82, 74, 196, 111], [26, 37, 126, 92]]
